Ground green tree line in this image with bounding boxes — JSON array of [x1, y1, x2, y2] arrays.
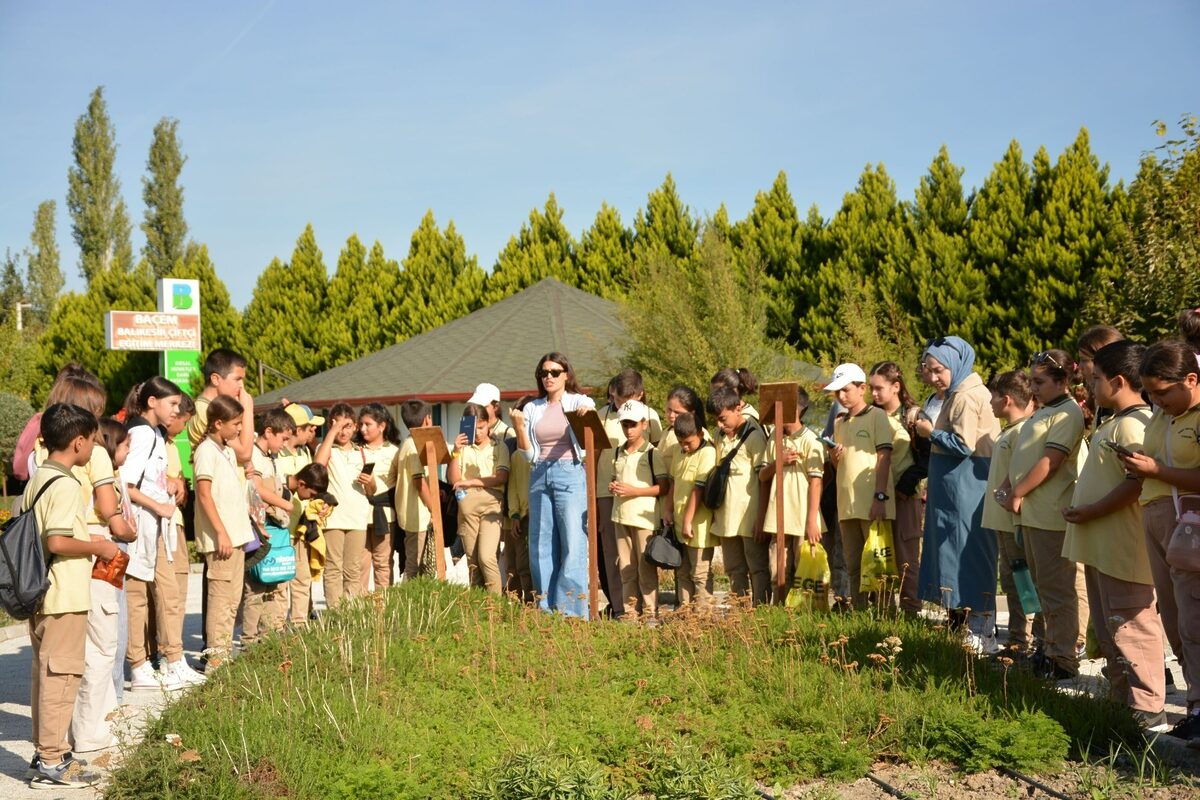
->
[[3, 86, 1195, 412]]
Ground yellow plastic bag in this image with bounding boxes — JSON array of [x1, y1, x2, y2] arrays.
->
[[786, 542, 831, 611], [860, 520, 897, 593]]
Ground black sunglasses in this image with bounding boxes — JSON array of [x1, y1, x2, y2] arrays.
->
[[1030, 351, 1064, 369], [538, 368, 566, 379]]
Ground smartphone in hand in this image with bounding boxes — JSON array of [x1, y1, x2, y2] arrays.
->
[[1103, 440, 1136, 458], [459, 415, 477, 445], [360, 461, 376, 475]]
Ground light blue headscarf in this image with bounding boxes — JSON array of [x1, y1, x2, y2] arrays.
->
[[922, 336, 976, 393]]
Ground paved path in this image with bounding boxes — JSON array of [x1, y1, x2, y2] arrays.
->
[[0, 582, 1190, 797]]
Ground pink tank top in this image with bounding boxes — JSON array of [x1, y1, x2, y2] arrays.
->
[[536, 402, 575, 461]]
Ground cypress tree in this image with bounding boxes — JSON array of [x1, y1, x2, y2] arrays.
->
[[483, 194, 576, 304], [397, 211, 485, 337], [142, 118, 188, 279], [319, 235, 405, 365], [575, 203, 633, 299], [1015, 129, 1117, 352], [26, 200, 62, 325], [734, 171, 803, 344], [0, 250, 24, 328], [170, 243, 245, 356], [67, 86, 133, 282], [632, 173, 697, 270], [966, 140, 1032, 369], [242, 225, 329, 383], [908, 146, 978, 347], [797, 164, 908, 361]]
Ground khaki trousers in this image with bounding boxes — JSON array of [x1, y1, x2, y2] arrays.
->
[[720, 535, 772, 606], [71, 568, 120, 752], [894, 495, 923, 615], [459, 491, 504, 594], [402, 527, 428, 581], [997, 530, 1033, 650], [615, 524, 659, 617], [678, 545, 714, 607], [1084, 565, 1166, 713], [289, 537, 313, 626], [503, 516, 534, 601], [361, 524, 394, 592], [30, 612, 87, 763], [839, 518, 871, 610], [1144, 497, 1200, 706], [204, 548, 246, 658], [596, 498, 624, 613], [240, 580, 286, 645], [323, 528, 365, 606], [1023, 526, 1087, 673]]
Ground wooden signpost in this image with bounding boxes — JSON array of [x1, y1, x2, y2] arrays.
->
[[411, 426, 451, 580], [759, 381, 799, 604], [568, 408, 612, 620]]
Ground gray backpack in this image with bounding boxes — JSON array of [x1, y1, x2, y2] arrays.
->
[[0, 476, 64, 620]]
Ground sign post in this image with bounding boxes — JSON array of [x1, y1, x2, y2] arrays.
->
[[411, 427, 450, 580], [760, 382, 799, 605], [106, 278, 203, 478], [568, 408, 611, 620]]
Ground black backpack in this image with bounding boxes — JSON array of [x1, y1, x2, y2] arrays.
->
[[702, 426, 752, 510], [0, 476, 65, 620]]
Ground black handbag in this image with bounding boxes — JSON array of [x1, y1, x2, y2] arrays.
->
[[702, 425, 752, 510], [644, 522, 683, 569]]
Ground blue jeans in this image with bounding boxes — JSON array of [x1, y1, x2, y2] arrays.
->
[[529, 459, 589, 618]]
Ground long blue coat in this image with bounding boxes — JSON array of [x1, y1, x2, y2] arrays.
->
[[917, 372, 1001, 612]]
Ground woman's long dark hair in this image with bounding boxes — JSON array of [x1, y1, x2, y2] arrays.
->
[[869, 361, 917, 413], [536, 352, 582, 398], [667, 385, 706, 431], [122, 376, 183, 420]]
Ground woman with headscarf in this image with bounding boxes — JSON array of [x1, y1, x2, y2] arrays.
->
[[913, 337, 1001, 651]]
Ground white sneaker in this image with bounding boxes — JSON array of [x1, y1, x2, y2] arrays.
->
[[966, 632, 1001, 656], [167, 659, 206, 686], [130, 661, 184, 691]]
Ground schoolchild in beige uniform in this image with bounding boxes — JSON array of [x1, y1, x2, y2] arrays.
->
[[1076, 325, 1125, 435], [469, 382, 517, 450], [660, 387, 709, 603], [70, 417, 137, 754], [504, 396, 535, 601], [396, 399, 437, 580], [355, 403, 401, 591], [756, 386, 825, 604], [186, 349, 255, 463], [1062, 341, 1166, 727], [610, 400, 669, 618], [984, 371, 1037, 652], [1120, 328, 1200, 743], [123, 378, 205, 690], [24, 404, 120, 789], [709, 386, 770, 605], [449, 402, 511, 594], [194, 396, 255, 666], [1001, 349, 1088, 678], [867, 362, 924, 614], [595, 370, 663, 616], [242, 409, 297, 645], [667, 411, 718, 606], [314, 404, 369, 603], [826, 364, 895, 609], [278, 402, 324, 624]]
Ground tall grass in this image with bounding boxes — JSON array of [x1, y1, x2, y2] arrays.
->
[[105, 581, 1144, 799]]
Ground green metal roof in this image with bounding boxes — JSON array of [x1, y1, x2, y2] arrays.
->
[[256, 278, 624, 407]]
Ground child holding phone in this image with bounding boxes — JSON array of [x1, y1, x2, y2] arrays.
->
[[356, 403, 401, 592], [449, 402, 510, 593], [314, 403, 368, 605]]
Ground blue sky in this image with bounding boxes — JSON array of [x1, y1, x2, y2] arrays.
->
[[1, 1, 1197, 308]]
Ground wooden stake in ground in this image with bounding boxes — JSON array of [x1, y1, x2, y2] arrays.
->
[[411, 426, 450, 580], [568, 408, 611, 620], [760, 381, 799, 604]]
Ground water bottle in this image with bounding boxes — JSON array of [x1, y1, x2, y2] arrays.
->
[[454, 488, 468, 502], [1010, 558, 1042, 614]]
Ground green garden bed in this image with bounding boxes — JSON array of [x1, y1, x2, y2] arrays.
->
[[105, 581, 1146, 799]]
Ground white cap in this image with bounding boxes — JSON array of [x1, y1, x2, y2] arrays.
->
[[824, 363, 867, 392], [467, 383, 501, 406], [617, 400, 648, 423]]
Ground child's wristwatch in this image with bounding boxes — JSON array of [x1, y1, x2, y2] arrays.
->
[[873, 491, 889, 502]]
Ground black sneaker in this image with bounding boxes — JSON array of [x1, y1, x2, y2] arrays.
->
[[29, 753, 101, 789], [1166, 714, 1200, 743]]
